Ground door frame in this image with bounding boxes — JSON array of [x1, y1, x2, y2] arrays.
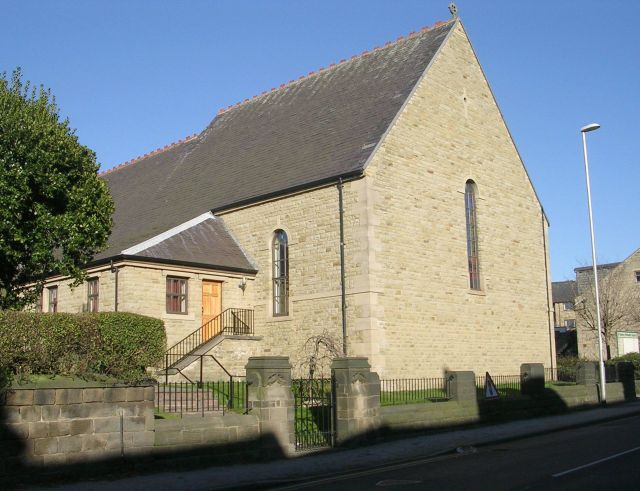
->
[[201, 280, 223, 340]]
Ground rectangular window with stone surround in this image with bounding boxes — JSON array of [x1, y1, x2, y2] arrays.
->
[[48, 286, 58, 313], [166, 277, 188, 314], [87, 278, 99, 312]]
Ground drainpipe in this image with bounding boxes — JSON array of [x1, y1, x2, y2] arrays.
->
[[541, 211, 554, 370], [338, 178, 348, 356], [110, 260, 119, 312]]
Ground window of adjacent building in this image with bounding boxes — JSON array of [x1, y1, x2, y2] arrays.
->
[[48, 286, 58, 313], [564, 319, 576, 329], [617, 331, 639, 356], [166, 277, 188, 314], [464, 180, 481, 290], [87, 278, 99, 312], [563, 302, 574, 311], [635, 271, 640, 283], [272, 229, 289, 316]]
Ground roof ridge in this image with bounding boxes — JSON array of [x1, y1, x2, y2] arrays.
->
[[99, 133, 199, 176], [215, 19, 454, 116]]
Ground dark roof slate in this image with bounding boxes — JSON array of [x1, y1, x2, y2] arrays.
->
[[551, 281, 576, 304], [99, 21, 455, 265], [133, 218, 256, 273], [98, 137, 200, 259], [574, 262, 621, 273]]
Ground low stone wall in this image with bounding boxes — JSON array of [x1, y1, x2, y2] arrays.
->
[[550, 382, 627, 406], [381, 400, 479, 431], [0, 383, 154, 473], [379, 382, 633, 433], [154, 413, 259, 450]]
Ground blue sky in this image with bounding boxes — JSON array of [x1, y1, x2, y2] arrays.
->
[[1, 0, 638, 281]]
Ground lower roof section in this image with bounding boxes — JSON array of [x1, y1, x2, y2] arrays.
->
[[89, 216, 257, 275]]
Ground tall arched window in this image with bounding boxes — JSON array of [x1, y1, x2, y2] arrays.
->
[[272, 229, 289, 316], [465, 180, 481, 290]]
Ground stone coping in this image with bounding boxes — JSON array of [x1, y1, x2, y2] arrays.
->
[[6, 376, 155, 390]]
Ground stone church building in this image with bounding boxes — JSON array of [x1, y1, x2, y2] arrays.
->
[[40, 18, 556, 379]]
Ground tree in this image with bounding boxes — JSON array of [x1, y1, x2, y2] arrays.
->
[[297, 330, 342, 378], [574, 266, 640, 360], [0, 69, 113, 310]]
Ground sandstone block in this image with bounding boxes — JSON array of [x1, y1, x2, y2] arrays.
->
[[55, 388, 83, 405], [5, 389, 34, 406], [34, 437, 59, 455], [83, 388, 104, 403], [33, 389, 56, 405]]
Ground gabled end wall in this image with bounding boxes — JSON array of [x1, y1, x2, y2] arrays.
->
[[362, 21, 555, 377]]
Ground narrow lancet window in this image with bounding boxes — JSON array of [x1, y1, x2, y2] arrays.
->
[[465, 180, 481, 290], [272, 229, 289, 316]]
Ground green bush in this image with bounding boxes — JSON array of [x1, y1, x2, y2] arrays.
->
[[0, 312, 165, 384], [556, 355, 582, 373], [607, 352, 640, 379], [93, 313, 166, 380]]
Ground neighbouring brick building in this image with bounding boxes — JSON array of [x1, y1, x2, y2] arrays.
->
[[40, 17, 556, 378], [552, 280, 577, 332], [575, 248, 640, 360]]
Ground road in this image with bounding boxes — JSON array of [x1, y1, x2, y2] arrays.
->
[[271, 414, 640, 490]]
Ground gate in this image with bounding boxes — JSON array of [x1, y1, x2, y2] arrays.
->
[[292, 376, 335, 450]]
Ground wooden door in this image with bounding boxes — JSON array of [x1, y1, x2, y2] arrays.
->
[[201, 280, 222, 341]]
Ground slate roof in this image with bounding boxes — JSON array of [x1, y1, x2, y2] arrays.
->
[[97, 20, 456, 271], [574, 262, 620, 273], [551, 281, 576, 304], [133, 217, 256, 273]]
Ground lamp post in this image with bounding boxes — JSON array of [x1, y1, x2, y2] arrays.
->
[[580, 122, 606, 403]]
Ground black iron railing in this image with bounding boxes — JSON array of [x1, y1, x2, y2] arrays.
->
[[155, 376, 249, 416], [545, 367, 578, 384], [380, 377, 451, 406], [163, 308, 254, 370]]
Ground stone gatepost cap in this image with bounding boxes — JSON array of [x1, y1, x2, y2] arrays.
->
[[246, 356, 292, 370], [446, 370, 476, 378], [331, 357, 371, 370]]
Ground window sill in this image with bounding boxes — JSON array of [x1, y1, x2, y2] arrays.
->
[[467, 289, 486, 297], [162, 313, 196, 321], [267, 315, 293, 322]]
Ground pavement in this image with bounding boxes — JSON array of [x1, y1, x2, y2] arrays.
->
[[33, 401, 640, 490]]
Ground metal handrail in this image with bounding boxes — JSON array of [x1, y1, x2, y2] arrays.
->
[[163, 308, 254, 371]]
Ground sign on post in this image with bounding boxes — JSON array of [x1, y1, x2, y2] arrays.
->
[[484, 372, 499, 400]]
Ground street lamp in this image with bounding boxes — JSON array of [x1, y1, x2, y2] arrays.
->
[[580, 122, 606, 403]]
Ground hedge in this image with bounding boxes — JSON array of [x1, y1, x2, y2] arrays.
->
[[607, 352, 640, 379], [0, 312, 166, 384]]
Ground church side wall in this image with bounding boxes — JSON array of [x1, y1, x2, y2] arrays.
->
[[220, 182, 375, 377], [364, 22, 554, 378]]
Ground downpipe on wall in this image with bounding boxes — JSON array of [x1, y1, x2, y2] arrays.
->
[[338, 178, 347, 356]]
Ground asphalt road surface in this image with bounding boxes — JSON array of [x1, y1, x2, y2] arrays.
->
[[270, 414, 640, 490]]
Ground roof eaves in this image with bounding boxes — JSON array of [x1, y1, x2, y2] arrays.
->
[[86, 254, 258, 276], [212, 169, 364, 215], [574, 262, 621, 273]]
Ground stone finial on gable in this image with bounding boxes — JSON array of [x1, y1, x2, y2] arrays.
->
[[449, 2, 459, 18]]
